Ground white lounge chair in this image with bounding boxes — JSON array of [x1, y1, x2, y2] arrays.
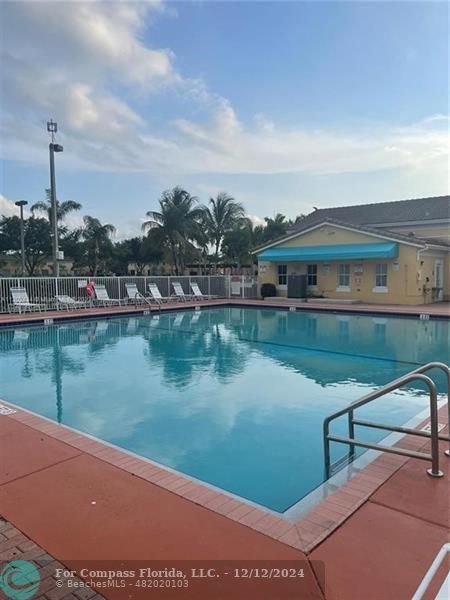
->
[[125, 283, 149, 305], [190, 281, 216, 300], [56, 295, 89, 310], [148, 282, 172, 304], [172, 281, 193, 302], [10, 287, 46, 313], [94, 285, 121, 306]]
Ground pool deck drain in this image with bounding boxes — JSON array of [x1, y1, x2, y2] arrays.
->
[[0, 401, 448, 599]]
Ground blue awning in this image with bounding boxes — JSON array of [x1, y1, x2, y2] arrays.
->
[[257, 242, 398, 262]]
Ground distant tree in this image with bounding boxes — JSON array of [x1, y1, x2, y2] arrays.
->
[[81, 216, 116, 276], [143, 187, 204, 275], [250, 222, 266, 248], [222, 220, 254, 269], [291, 214, 306, 225], [59, 228, 84, 269], [0, 216, 52, 275], [201, 193, 246, 262], [263, 213, 289, 242], [113, 233, 164, 275], [31, 189, 82, 226]]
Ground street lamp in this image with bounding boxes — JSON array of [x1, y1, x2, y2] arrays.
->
[[47, 119, 64, 277], [15, 200, 28, 276]]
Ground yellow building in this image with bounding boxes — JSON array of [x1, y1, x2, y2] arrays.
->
[[254, 196, 449, 305], [0, 254, 74, 276]]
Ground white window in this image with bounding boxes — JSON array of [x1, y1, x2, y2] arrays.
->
[[277, 264, 287, 286], [375, 263, 388, 288], [307, 264, 317, 286], [338, 264, 351, 288]]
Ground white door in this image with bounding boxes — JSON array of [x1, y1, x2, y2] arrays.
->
[[434, 259, 444, 301]]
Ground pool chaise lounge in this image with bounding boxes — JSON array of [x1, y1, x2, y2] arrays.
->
[[10, 287, 47, 313], [56, 295, 89, 309], [148, 282, 173, 304], [125, 283, 150, 305], [172, 281, 195, 301], [94, 284, 122, 306], [190, 281, 217, 300]]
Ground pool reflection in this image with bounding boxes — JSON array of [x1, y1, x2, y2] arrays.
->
[[0, 307, 448, 512]]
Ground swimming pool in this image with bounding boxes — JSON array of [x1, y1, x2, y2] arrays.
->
[[1, 307, 448, 512]]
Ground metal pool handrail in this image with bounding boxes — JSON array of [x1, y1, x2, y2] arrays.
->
[[323, 361, 450, 479]]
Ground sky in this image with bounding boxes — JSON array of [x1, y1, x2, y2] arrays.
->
[[0, 0, 448, 239]]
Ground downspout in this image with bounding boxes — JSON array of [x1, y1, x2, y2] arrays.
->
[[416, 244, 430, 303], [416, 244, 429, 262]]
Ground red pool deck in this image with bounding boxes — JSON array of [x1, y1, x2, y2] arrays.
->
[[0, 400, 448, 599], [0, 298, 448, 327], [0, 301, 448, 599]]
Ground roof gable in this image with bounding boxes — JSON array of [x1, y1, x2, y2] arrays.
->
[[253, 219, 428, 254]]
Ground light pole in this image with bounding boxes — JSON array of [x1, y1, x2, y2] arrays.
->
[[47, 120, 64, 277], [15, 200, 28, 276]]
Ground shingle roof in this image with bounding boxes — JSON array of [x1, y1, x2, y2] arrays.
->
[[291, 195, 449, 232], [252, 217, 450, 253]]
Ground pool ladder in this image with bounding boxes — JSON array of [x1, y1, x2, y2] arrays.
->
[[132, 292, 153, 309], [323, 362, 450, 479]]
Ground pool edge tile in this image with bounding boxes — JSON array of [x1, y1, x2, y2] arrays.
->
[[2, 400, 443, 557]]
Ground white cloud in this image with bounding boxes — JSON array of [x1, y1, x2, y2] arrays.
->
[[0, 0, 448, 189], [0, 194, 30, 218], [2, 1, 177, 89], [165, 104, 448, 177], [249, 215, 265, 227], [114, 217, 147, 241], [0, 0, 183, 170], [254, 113, 275, 133], [0, 192, 87, 233]]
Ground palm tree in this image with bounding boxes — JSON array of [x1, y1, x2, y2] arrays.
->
[[263, 213, 289, 242], [201, 192, 246, 262], [82, 216, 116, 276], [142, 187, 204, 275], [31, 189, 82, 225]]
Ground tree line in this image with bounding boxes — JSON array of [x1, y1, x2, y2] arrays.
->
[[0, 187, 304, 276]]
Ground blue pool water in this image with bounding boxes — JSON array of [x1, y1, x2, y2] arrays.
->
[[0, 307, 448, 512]]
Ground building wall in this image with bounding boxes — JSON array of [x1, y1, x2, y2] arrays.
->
[[0, 255, 73, 276], [257, 224, 448, 305]]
